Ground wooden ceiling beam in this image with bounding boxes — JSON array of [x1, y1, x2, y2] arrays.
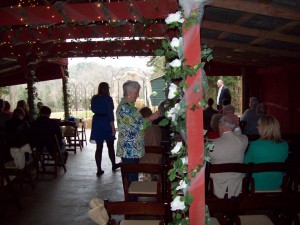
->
[[0, 23, 172, 44], [202, 38, 300, 58], [0, 0, 178, 26], [217, 13, 254, 40], [250, 21, 300, 45], [203, 21, 300, 44], [210, 0, 300, 21], [0, 39, 162, 60]]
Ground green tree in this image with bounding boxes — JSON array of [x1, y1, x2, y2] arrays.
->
[[147, 56, 165, 79]]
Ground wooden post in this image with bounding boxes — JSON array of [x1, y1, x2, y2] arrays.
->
[[183, 22, 205, 225], [61, 66, 70, 120]]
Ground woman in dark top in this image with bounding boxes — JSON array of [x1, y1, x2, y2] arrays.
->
[[5, 107, 30, 148], [16, 100, 31, 122], [90, 82, 119, 176]]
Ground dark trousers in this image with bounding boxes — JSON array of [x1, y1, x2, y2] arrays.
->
[[95, 140, 116, 171]]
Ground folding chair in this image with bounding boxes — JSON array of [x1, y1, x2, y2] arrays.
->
[[60, 121, 82, 154], [77, 120, 87, 146], [35, 134, 67, 179]]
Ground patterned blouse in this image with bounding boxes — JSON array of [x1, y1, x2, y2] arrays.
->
[[116, 98, 145, 158]]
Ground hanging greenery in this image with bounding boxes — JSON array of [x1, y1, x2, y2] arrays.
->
[[155, 8, 213, 225]]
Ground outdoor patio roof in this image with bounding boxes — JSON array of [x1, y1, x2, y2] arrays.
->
[[0, 0, 299, 86]]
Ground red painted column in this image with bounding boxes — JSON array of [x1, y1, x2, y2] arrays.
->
[[183, 22, 205, 224]]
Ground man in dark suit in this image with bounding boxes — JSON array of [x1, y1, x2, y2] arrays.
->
[[30, 106, 67, 162], [216, 79, 231, 110]]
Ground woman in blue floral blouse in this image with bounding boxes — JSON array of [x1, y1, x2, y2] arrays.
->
[[116, 80, 159, 184]]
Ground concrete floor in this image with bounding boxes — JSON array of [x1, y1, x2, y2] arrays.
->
[[2, 130, 124, 225]]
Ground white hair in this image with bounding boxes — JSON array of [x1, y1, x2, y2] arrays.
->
[[219, 115, 236, 129], [123, 80, 141, 97]]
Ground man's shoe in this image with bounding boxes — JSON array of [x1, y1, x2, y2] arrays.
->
[[96, 170, 104, 177], [112, 163, 121, 171]]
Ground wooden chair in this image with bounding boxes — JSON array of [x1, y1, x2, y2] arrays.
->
[[237, 162, 298, 225], [77, 120, 87, 146], [34, 134, 67, 179], [205, 162, 252, 199], [121, 163, 163, 202], [0, 146, 22, 212], [60, 121, 82, 154], [247, 162, 297, 196], [140, 146, 164, 165], [205, 162, 252, 224], [104, 200, 167, 225]]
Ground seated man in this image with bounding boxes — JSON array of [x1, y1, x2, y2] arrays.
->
[[210, 115, 248, 198], [30, 106, 67, 163], [240, 97, 260, 135], [203, 98, 218, 131]]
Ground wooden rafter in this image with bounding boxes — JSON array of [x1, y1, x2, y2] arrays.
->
[[0, 23, 172, 43], [0, 39, 163, 60], [0, 0, 178, 26], [202, 38, 300, 58], [210, 0, 300, 20], [203, 21, 300, 44], [216, 13, 254, 40]]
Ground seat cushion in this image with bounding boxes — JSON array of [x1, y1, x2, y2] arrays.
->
[[238, 215, 274, 225], [128, 181, 157, 194], [4, 160, 17, 169], [120, 220, 161, 225], [210, 217, 220, 225]]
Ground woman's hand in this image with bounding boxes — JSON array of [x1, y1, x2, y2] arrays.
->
[[147, 111, 160, 122], [112, 127, 116, 136]]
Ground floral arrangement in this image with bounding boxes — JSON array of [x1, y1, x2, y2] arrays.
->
[[154, 7, 213, 225]]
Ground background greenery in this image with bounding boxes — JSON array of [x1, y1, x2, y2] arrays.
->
[[0, 57, 242, 117]]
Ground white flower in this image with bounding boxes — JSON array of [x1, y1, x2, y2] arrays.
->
[[176, 180, 188, 190], [166, 107, 176, 122], [171, 196, 186, 211], [169, 59, 181, 68], [165, 11, 184, 24], [170, 37, 181, 50], [166, 103, 179, 121], [181, 156, 188, 165], [171, 141, 182, 154], [168, 83, 178, 99]]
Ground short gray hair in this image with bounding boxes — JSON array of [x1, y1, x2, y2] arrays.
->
[[250, 97, 259, 108], [123, 80, 141, 97], [223, 104, 235, 115], [219, 115, 236, 130]]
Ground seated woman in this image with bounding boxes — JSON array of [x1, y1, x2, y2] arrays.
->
[[5, 108, 31, 167], [139, 107, 161, 147], [244, 115, 288, 191], [5, 107, 30, 149], [205, 114, 222, 139]]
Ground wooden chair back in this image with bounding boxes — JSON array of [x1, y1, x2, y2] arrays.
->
[[248, 162, 297, 195], [121, 163, 163, 201], [60, 120, 82, 153], [104, 200, 167, 225], [205, 162, 252, 198]]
